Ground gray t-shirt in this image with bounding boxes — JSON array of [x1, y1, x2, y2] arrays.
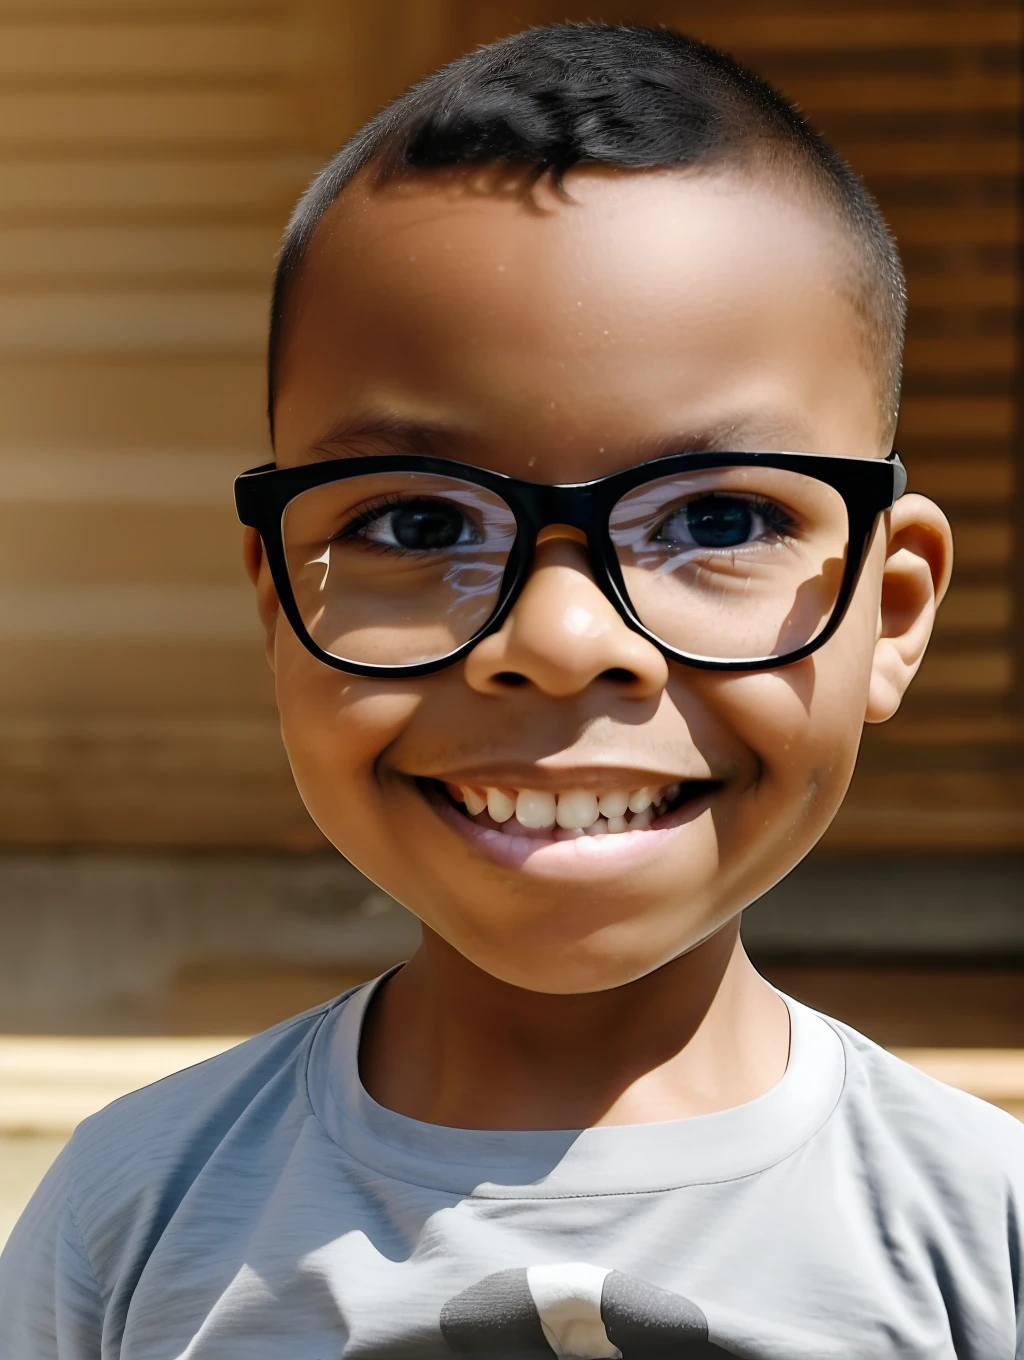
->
[[2, 976, 1023, 1359]]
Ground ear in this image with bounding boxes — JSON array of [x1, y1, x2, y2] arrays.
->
[[865, 492, 954, 723], [243, 526, 280, 673]]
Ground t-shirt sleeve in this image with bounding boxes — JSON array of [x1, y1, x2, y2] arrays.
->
[[0, 1141, 104, 1359]]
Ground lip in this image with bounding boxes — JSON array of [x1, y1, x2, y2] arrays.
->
[[420, 778, 719, 877]]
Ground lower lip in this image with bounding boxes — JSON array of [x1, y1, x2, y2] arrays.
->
[[422, 783, 717, 876]]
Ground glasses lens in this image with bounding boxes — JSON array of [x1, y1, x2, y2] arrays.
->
[[609, 466, 849, 662], [282, 472, 517, 666]]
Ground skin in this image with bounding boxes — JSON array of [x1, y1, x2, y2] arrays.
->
[[247, 164, 952, 1130]]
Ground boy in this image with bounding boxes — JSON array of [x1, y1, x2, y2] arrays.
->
[[2, 21, 1020, 1359]]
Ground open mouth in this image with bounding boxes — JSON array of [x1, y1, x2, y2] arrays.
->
[[423, 777, 719, 841]]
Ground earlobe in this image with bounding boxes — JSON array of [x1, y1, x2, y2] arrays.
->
[[866, 493, 953, 723], [242, 526, 280, 672]]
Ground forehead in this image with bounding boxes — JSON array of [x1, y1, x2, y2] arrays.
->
[[273, 165, 879, 473]]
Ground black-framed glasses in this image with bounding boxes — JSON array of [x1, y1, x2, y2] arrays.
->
[[235, 450, 906, 677]]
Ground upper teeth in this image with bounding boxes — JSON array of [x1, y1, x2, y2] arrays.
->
[[448, 782, 681, 832]]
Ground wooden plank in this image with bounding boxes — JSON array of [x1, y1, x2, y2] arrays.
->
[[0, 1, 284, 12], [0, 21, 299, 80], [0, 154, 317, 216], [0, 357, 267, 451], [170, 965, 381, 1036], [886, 206, 1020, 248], [0, 714, 281, 775], [0, 448, 255, 504], [0, 764, 307, 849], [449, 0, 1024, 56], [863, 713, 1024, 747], [906, 274, 1019, 308], [0, 293, 267, 356], [897, 397, 1015, 440], [764, 962, 1024, 1049], [0, 91, 303, 147], [949, 521, 1013, 569], [0, 225, 279, 279], [0, 504, 243, 583], [934, 586, 1012, 634], [0, 713, 312, 849], [0, 583, 257, 641], [903, 336, 1018, 375], [911, 649, 1013, 695], [830, 770, 1024, 850], [908, 458, 1013, 503], [688, 10, 1023, 50], [838, 139, 1020, 177], [777, 73, 1021, 115], [0, 640, 272, 710]]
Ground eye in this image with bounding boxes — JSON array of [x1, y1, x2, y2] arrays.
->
[[358, 497, 480, 551], [656, 495, 785, 550]]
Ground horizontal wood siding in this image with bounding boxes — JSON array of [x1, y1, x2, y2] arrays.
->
[[0, 0, 1019, 849], [0, 1, 310, 845]]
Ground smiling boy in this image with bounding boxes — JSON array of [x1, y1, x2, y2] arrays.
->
[[3, 22, 1022, 1360]]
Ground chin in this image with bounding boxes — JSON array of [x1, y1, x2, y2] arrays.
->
[[443, 913, 727, 995]]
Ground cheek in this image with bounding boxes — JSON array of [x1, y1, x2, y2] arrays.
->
[[707, 612, 878, 798], [273, 627, 420, 806]]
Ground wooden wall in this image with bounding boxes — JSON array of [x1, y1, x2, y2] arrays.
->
[[0, 0, 1020, 851]]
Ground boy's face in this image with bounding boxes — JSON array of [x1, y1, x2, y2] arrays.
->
[[255, 166, 949, 994]]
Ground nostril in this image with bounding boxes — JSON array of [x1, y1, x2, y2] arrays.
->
[[601, 667, 639, 685], [494, 671, 529, 688]]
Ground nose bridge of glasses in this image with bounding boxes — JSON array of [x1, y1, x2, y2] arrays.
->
[[521, 482, 600, 545]]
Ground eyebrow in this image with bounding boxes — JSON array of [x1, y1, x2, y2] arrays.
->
[[638, 415, 815, 457], [308, 410, 815, 464], [309, 414, 462, 461]]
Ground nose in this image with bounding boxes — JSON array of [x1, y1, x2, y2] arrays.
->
[[463, 534, 669, 699]]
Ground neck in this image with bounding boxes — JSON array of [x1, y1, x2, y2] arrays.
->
[[359, 922, 790, 1130]]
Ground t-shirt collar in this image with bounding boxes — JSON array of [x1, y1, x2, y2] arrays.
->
[[307, 970, 846, 1198]]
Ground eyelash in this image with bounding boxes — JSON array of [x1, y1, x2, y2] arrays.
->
[[334, 494, 480, 557], [335, 493, 407, 539], [330, 494, 416, 557]]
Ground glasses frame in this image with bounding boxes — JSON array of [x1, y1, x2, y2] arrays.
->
[[235, 449, 907, 678]]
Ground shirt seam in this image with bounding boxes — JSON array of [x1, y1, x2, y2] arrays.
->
[[301, 984, 372, 1125], [305, 987, 849, 1200], [317, 1049, 849, 1199], [65, 1133, 106, 1310]]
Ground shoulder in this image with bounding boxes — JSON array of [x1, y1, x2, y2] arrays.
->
[[72, 997, 334, 1160], [0, 994, 361, 1351], [64, 994, 353, 1289], [824, 1012, 1024, 1193]]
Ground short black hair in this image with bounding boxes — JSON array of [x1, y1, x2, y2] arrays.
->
[[269, 22, 905, 441]]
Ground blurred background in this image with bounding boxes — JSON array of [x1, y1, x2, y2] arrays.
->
[[0, 0, 1021, 1241]]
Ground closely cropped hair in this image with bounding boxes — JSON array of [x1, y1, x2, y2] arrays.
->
[[269, 22, 906, 440]]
